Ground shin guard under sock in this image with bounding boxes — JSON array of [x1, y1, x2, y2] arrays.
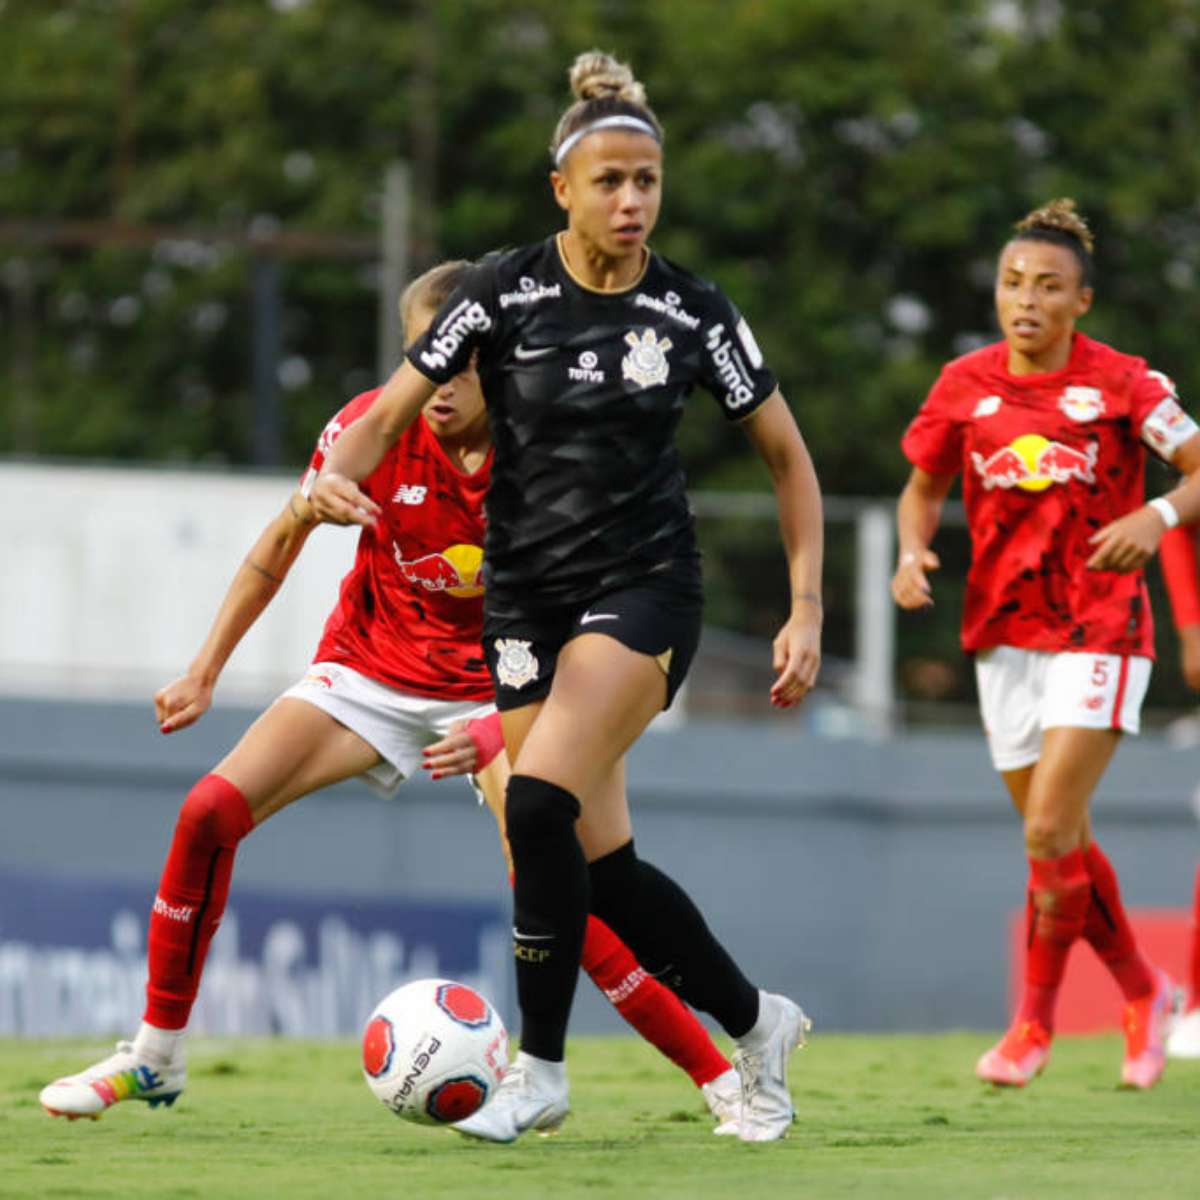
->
[[506, 774, 588, 1062], [581, 914, 729, 1087], [1081, 842, 1155, 1003], [144, 774, 254, 1029], [588, 840, 759, 1038], [1017, 848, 1090, 1032]]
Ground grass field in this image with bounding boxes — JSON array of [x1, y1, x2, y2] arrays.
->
[[4, 1033, 1199, 1199]]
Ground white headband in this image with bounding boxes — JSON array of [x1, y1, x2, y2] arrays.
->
[[554, 115, 661, 166]]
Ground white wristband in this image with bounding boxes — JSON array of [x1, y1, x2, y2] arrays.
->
[[1149, 496, 1180, 528]]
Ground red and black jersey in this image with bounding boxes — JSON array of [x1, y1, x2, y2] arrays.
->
[[902, 333, 1198, 657], [302, 390, 493, 700]]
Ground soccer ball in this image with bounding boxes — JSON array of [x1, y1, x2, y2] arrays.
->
[[362, 978, 508, 1125]]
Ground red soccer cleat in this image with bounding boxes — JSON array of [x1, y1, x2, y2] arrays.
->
[[1121, 969, 1178, 1089], [975, 1020, 1052, 1087]]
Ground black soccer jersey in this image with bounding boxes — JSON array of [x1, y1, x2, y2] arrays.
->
[[407, 235, 778, 613]]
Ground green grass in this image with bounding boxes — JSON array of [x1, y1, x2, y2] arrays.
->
[[3, 1033, 1199, 1199]]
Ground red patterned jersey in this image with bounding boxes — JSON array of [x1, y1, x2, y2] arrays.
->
[[902, 333, 1198, 656], [301, 390, 493, 700]]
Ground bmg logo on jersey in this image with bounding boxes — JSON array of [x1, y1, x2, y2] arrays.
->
[[420, 300, 492, 371], [705, 323, 757, 411], [568, 350, 605, 384]]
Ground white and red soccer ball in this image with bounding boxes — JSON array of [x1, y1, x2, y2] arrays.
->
[[362, 979, 508, 1125]]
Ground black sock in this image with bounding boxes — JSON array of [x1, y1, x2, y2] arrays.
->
[[506, 774, 588, 1062], [589, 840, 759, 1037]]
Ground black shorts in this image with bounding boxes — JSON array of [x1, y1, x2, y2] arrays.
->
[[482, 560, 703, 713]]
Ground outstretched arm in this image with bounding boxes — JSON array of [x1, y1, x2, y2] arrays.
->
[[741, 390, 823, 709], [892, 467, 955, 610], [155, 493, 319, 733], [309, 360, 436, 526]]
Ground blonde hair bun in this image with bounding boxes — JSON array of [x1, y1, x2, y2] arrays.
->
[[569, 50, 646, 106]]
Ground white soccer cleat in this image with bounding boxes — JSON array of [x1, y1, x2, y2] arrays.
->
[[40, 1041, 186, 1120], [701, 1066, 742, 1134], [451, 1051, 568, 1143], [1167, 1007, 1200, 1059], [730, 992, 810, 1143]]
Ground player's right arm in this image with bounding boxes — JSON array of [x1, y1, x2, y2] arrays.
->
[[892, 467, 955, 610], [310, 361, 435, 526], [154, 492, 320, 733]]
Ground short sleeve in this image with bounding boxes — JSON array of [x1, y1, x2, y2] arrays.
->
[[298, 391, 378, 497], [1132, 364, 1200, 462], [901, 370, 964, 477], [406, 262, 498, 383], [698, 291, 777, 422]]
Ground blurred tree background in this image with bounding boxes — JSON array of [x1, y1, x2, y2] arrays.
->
[[3, 0, 1200, 714]]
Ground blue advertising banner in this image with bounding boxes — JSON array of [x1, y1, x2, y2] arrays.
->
[[0, 868, 508, 1037]]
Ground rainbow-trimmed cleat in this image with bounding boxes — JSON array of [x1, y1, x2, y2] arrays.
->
[[40, 1041, 186, 1120]]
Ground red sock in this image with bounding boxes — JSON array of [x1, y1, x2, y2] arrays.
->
[[1190, 864, 1200, 1010], [1080, 842, 1155, 1003], [143, 774, 254, 1029], [581, 914, 730, 1087], [1016, 848, 1090, 1033]]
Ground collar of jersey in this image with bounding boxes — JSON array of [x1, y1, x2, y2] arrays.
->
[[554, 231, 650, 295]]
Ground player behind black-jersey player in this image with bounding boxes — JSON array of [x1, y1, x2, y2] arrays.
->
[[311, 51, 823, 1144]]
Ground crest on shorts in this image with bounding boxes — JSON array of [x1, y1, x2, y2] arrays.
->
[[494, 638, 538, 690], [1058, 386, 1104, 423], [622, 328, 672, 388]]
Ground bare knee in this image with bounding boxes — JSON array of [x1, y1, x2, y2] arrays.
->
[[1023, 815, 1080, 860]]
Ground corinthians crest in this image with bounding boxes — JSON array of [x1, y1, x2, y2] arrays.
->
[[494, 638, 538, 690], [622, 328, 673, 388]]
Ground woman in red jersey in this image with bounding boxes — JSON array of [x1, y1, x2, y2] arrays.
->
[[1155, 524, 1200, 1058], [893, 199, 1200, 1090], [39, 260, 740, 1127]]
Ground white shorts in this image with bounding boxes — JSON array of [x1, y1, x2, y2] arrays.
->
[[281, 662, 496, 797], [974, 646, 1152, 772]]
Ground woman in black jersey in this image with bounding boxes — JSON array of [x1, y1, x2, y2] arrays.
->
[[311, 51, 823, 1144]]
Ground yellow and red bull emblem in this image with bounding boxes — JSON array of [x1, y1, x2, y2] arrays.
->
[[971, 434, 1097, 492], [393, 542, 484, 598]]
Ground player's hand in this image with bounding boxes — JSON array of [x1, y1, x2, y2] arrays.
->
[[1086, 505, 1165, 572], [308, 471, 381, 527], [891, 549, 939, 609], [770, 606, 822, 709], [422, 720, 477, 780], [154, 673, 214, 734]]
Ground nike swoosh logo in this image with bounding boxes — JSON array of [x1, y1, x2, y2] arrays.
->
[[514, 344, 555, 361], [580, 612, 619, 625], [513, 927, 555, 941]]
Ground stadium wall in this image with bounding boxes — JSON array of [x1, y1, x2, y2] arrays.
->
[[3, 695, 1197, 1038]]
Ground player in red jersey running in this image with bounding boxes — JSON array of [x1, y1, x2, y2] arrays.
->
[[39, 260, 739, 1126], [1155, 524, 1200, 1058], [893, 199, 1200, 1089]]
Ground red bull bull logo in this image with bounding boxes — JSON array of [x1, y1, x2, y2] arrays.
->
[[393, 542, 484, 598], [971, 434, 1097, 492]]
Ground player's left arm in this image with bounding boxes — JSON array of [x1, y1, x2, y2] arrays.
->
[[740, 390, 823, 708], [1088, 432, 1200, 572]]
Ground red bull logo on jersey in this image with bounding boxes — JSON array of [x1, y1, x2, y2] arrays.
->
[[393, 542, 484, 598], [971, 434, 1097, 492]]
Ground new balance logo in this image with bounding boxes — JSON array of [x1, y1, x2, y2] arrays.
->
[[392, 485, 427, 505]]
